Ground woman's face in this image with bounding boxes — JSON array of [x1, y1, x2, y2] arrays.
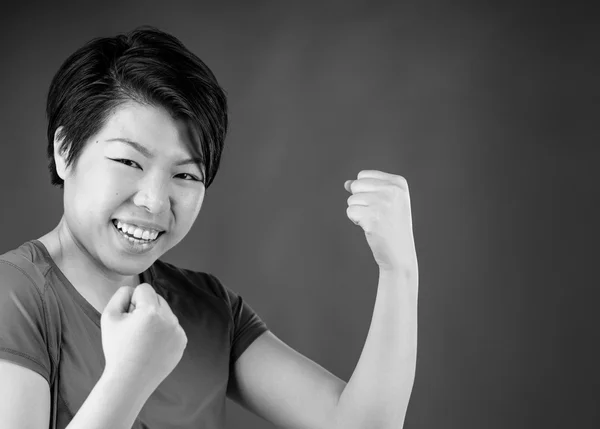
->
[[57, 101, 206, 276]]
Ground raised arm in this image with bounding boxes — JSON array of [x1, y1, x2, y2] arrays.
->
[[227, 170, 419, 429]]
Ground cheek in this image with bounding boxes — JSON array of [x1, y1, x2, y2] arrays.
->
[[75, 175, 127, 220], [176, 189, 205, 223]]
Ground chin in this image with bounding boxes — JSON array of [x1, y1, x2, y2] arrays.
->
[[109, 256, 155, 277]]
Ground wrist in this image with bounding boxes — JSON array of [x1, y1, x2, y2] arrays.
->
[[101, 366, 157, 401], [378, 265, 418, 283]]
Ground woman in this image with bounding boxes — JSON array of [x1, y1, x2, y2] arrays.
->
[[0, 26, 419, 429]]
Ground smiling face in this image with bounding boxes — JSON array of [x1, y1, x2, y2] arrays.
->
[[55, 101, 206, 276]]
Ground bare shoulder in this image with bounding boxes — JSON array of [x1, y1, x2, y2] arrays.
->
[[0, 359, 50, 429]]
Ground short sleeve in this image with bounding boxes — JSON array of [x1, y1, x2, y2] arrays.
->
[[0, 260, 52, 384], [208, 274, 268, 366]]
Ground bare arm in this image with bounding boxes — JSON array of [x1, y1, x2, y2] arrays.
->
[[0, 360, 153, 429], [0, 360, 50, 429], [333, 269, 418, 429], [228, 270, 417, 429], [228, 171, 418, 429], [66, 368, 154, 429]]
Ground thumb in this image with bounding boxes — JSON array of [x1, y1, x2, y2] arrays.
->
[[103, 286, 135, 317], [344, 180, 353, 193]]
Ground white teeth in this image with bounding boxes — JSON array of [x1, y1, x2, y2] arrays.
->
[[114, 220, 160, 241]]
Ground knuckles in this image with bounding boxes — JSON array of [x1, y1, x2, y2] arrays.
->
[[355, 170, 408, 186], [395, 175, 408, 187]]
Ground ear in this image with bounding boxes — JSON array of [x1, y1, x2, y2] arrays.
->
[[53, 126, 68, 181]]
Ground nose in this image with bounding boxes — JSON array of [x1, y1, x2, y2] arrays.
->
[[133, 173, 170, 214]]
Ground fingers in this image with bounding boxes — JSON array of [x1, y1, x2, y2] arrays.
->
[[344, 170, 408, 230], [131, 283, 161, 309], [346, 177, 403, 207], [157, 294, 180, 323], [345, 178, 391, 194], [345, 170, 408, 193], [133, 284, 178, 321], [357, 170, 407, 187], [104, 286, 135, 315], [347, 192, 380, 207], [346, 205, 372, 228]]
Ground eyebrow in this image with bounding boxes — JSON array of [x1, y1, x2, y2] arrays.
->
[[106, 138, 203, 167]]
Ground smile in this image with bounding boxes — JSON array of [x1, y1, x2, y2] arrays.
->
[[112, 219, 164, 245]]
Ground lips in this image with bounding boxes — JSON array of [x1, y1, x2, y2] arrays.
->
[[113, 219, 165, 237], [111, 219, 165, 242]]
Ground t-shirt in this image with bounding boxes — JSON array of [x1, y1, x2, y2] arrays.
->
[[0, 239, 269, 429]]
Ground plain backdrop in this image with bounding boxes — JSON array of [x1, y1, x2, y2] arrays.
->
[[0, 1, 598, 428]]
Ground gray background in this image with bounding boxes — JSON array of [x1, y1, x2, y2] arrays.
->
[[0, 1, 598, 428]]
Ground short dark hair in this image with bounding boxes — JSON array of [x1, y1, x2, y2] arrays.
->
[[46, 25, 228, 189]]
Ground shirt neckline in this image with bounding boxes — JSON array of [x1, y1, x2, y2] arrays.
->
[[30, 239, 155, 327]]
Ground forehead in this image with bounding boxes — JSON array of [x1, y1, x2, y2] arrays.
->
[[100, 101, 197, 157]]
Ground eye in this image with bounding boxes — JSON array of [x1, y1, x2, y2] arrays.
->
[[176, 173, 202, 182], [112, 158, 142, 169]]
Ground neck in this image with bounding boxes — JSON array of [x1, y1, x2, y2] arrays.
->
[[38, 216, 141, 312]]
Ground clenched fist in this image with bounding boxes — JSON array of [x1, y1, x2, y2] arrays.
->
[[345, 170, 418, 276], [100, 283, 188, 392]]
